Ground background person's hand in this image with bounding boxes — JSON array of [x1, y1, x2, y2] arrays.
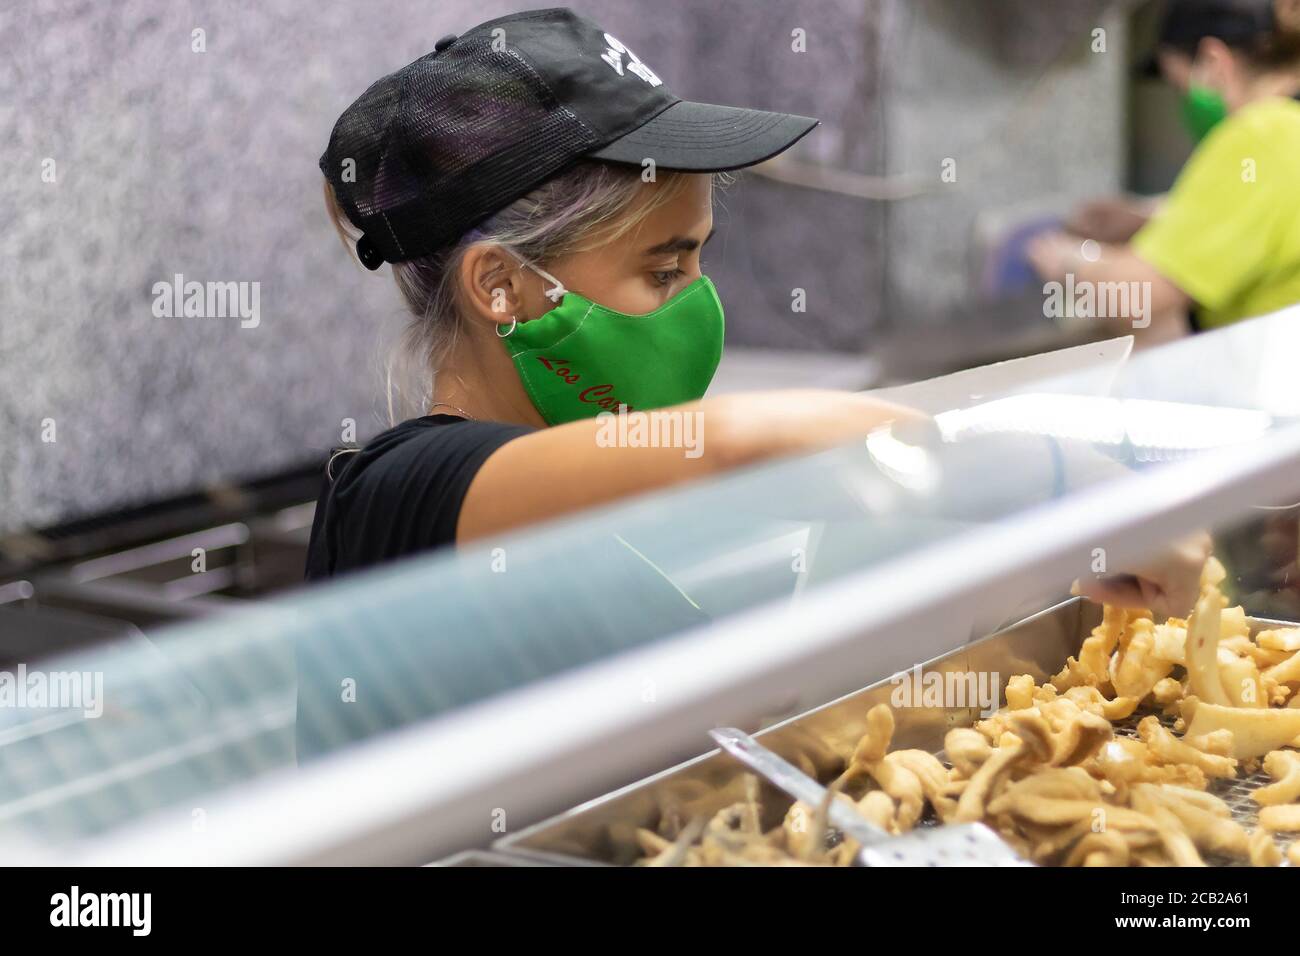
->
[[1024, 229, 1080, 281], [1065, 196, 1153, 244], [1073, 531, 1213, 618]]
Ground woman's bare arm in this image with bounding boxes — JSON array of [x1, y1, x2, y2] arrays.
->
[[457, 390, 919, 542]]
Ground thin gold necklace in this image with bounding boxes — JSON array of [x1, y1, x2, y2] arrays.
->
[[428, 402, 476, 421]]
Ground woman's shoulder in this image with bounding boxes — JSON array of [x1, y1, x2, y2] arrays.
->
[[334, 415, 533, 492], [306, 415, 535, 579], [1172, 97, 1300, 195], [1214, 96, 1300, 151]]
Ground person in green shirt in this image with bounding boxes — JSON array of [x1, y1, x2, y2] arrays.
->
[[1029, 0, 1300, 340]]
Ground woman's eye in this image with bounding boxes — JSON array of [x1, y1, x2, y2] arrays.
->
[[651, 268, 685, 287]]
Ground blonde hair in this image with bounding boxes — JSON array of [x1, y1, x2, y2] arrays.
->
[[324, 162, 722, 425]]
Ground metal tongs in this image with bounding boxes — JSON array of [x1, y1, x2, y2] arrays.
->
[[710, 727, 1031, 867]]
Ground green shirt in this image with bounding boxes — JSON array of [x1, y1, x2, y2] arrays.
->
[[1132, 96, 1300, 329]]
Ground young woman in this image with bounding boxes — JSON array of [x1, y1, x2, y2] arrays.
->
[[305, 8, 1205, 618], [305, 8, 920, 579], [1029, 0, 1300, 340]]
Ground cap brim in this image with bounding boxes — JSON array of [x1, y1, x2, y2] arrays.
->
[[587, 100, 819, 172]]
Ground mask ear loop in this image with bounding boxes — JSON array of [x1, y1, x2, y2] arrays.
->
[[540, 277, 567, 303], [515, 254, 568, 303], [494, 254, 568, 337]]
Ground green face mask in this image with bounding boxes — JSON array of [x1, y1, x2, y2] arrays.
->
[[1181, 84, 1229, 142], [499, 260, 725, 426]]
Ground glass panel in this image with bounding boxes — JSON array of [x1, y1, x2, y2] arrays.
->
[[3, 308, 1300, 851]]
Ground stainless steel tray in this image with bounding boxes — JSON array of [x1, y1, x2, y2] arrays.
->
[[426, 849, 555, 867], [496, 597, 1297, 866]]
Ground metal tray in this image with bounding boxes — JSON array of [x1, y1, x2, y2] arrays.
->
[[495, 597, 1297, 866], [426, 849, 555, 867]]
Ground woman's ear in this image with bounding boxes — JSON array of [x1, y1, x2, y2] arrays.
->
[[458, 245, 524, 328], [1194, 36, 1239, 94]]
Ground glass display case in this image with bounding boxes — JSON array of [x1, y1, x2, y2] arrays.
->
[[3, 308, 1300, 864]]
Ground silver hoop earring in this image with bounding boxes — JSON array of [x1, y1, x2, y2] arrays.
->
[[496, 316, 517, 338]]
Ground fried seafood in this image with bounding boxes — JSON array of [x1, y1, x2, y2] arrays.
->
[[1259, 804, 1300, 832], [634, 557, 1297, 867], [1183, 701, 1300, 759], [1249, 828, 1282, 867], [1253, 750, 1300, 806]]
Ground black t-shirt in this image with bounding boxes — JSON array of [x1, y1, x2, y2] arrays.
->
[[304, 414, 534, 579], [295, 412, 712, 764]]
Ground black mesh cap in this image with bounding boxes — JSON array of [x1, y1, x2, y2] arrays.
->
[[320, 7, 818, 267]]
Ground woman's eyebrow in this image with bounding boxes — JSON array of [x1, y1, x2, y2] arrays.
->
[[642, 227, 716, 257]]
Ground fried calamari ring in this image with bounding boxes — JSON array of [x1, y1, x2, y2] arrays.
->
[[1253, 750, 1300, 806]]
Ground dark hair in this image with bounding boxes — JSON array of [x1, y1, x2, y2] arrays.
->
[[1161, 0, 1300, 69], [1234, 0, 1300, 69]]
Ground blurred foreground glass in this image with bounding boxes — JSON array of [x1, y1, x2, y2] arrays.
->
[[1, 308, 1299, 851]]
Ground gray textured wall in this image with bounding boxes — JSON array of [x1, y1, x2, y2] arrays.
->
[[0, 0, 1126, 535], [879, 0, 1127, 329]]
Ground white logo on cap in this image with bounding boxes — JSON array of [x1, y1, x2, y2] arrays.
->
[[600, 32, 662, 87]]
